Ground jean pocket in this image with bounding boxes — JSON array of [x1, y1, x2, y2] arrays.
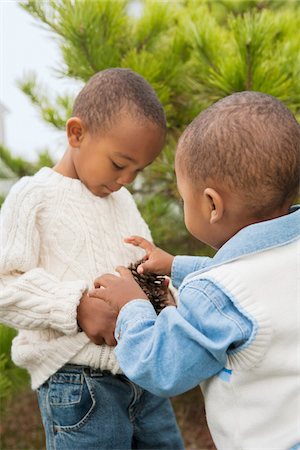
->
[[48, 371, 96, 432]]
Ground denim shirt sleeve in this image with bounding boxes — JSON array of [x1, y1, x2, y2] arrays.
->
[[171, 255, 212, 288], [114, 279, 252, 398]]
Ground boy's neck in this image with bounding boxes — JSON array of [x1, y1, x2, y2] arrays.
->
[[53, 147, 78, 179], [246, 202, 292, 224], [216, 203, 293, 250]]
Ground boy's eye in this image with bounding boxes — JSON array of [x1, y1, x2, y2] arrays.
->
[[112, 161, 124, 170]]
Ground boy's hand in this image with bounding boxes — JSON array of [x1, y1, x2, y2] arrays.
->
[[77, 292, 117, 346], [124, 236, 174, 276], [90, 267, 148, 312]]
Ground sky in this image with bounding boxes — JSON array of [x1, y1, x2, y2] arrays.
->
[[0, 0, 83, 162]]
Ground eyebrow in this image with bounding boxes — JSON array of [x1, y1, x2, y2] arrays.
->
[[114, 152, 137, 163]]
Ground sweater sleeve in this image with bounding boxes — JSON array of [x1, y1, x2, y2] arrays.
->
[[0, 179, 87, 334]]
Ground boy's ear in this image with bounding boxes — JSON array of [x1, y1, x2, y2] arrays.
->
[[204, 188, 224, 224], [66, 117, 85, 147]]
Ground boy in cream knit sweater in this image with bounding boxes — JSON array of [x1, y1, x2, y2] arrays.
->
[[0, 69, 183, 450], [91, 92, 300, 449]]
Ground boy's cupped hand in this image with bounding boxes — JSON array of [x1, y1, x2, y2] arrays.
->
[[90, 267, 148, 312], [124, 236, 174, 276], [77, 291, 117, 346]]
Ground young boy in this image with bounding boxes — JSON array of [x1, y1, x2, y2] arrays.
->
[[0, 69, 184, 449], [90, 92, 300, 449]]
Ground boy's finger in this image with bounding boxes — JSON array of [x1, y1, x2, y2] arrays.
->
[[105, 334, 117, 347], [89, 287, 106, 300], [124, 236, 155, 253], [136, 261, 153, 274], [94, 273, 117, 288], [163, 278, 170, 287], [115, 266, 133, 278]]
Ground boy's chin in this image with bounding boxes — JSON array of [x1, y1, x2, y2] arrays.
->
[[87, 185, 114, 197]]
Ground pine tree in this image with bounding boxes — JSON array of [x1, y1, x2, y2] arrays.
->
[[0, 145, 54, 207], [6, 0, 300, 254]]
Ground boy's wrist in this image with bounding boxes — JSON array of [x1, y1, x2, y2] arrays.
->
[[115, 298, 133, 313], [117, 298, 152, 318], [115, 293, 148, 313]]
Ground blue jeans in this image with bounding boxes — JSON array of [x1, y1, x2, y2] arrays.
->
[[37, 364, 184, 450]]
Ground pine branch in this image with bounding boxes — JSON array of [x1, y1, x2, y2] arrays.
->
[[0, 145, 35, 177], [18, 74, 72, 130], [245, 42, 253, 90]]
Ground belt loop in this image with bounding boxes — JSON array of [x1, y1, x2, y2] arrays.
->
[[90, 368, 104, 377]]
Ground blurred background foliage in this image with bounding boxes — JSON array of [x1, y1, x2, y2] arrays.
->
[[0, 1, 299, 443], [0, 325, 29, 410]]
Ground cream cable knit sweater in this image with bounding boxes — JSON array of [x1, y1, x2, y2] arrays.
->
[[0, 167, 151, 389]]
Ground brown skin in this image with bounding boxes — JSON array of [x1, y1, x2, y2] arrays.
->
[[54, 113, 165, 345], [89, 263, 176, 312], [90, 268, 148, 313], [124, 236, 174, 276], [175, 164, 292, 251], [90, 162, 293, 313], [54, 115, 165, 197], [89, 238, 175, 313], [79, 292, 118, 346]]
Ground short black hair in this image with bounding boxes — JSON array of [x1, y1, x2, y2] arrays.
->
[[176, 91, 300, 216], [72, 68, 166, 133]]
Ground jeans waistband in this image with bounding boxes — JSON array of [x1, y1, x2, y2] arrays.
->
[[59, 364, 124, 379]]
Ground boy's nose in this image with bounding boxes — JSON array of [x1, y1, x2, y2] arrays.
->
[[117, 172, 136, 185]]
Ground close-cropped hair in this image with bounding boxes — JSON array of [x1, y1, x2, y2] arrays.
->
[[177, 91, 300, 216], [72, 68, 166, 133]]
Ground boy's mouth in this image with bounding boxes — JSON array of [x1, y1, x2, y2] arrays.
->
[[104, 185, 120, 194]]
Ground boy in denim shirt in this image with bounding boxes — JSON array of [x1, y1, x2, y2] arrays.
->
[[0, 69, 183, 450], [91, 92, 300, 449]]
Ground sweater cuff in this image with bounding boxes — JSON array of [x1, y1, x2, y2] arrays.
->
[[50, 280, 87, 335]]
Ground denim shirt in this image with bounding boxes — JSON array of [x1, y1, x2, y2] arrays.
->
[[114, 207, 300, 397]]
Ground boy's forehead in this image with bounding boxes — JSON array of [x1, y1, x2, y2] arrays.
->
[[109, 113, 164, 135]]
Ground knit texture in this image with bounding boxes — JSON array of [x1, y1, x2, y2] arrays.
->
[[0, 167, 151, 389], [198, 240, 300, 449]]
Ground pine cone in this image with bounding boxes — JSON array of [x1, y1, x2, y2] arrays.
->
[[128, 260, 173, 314]]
